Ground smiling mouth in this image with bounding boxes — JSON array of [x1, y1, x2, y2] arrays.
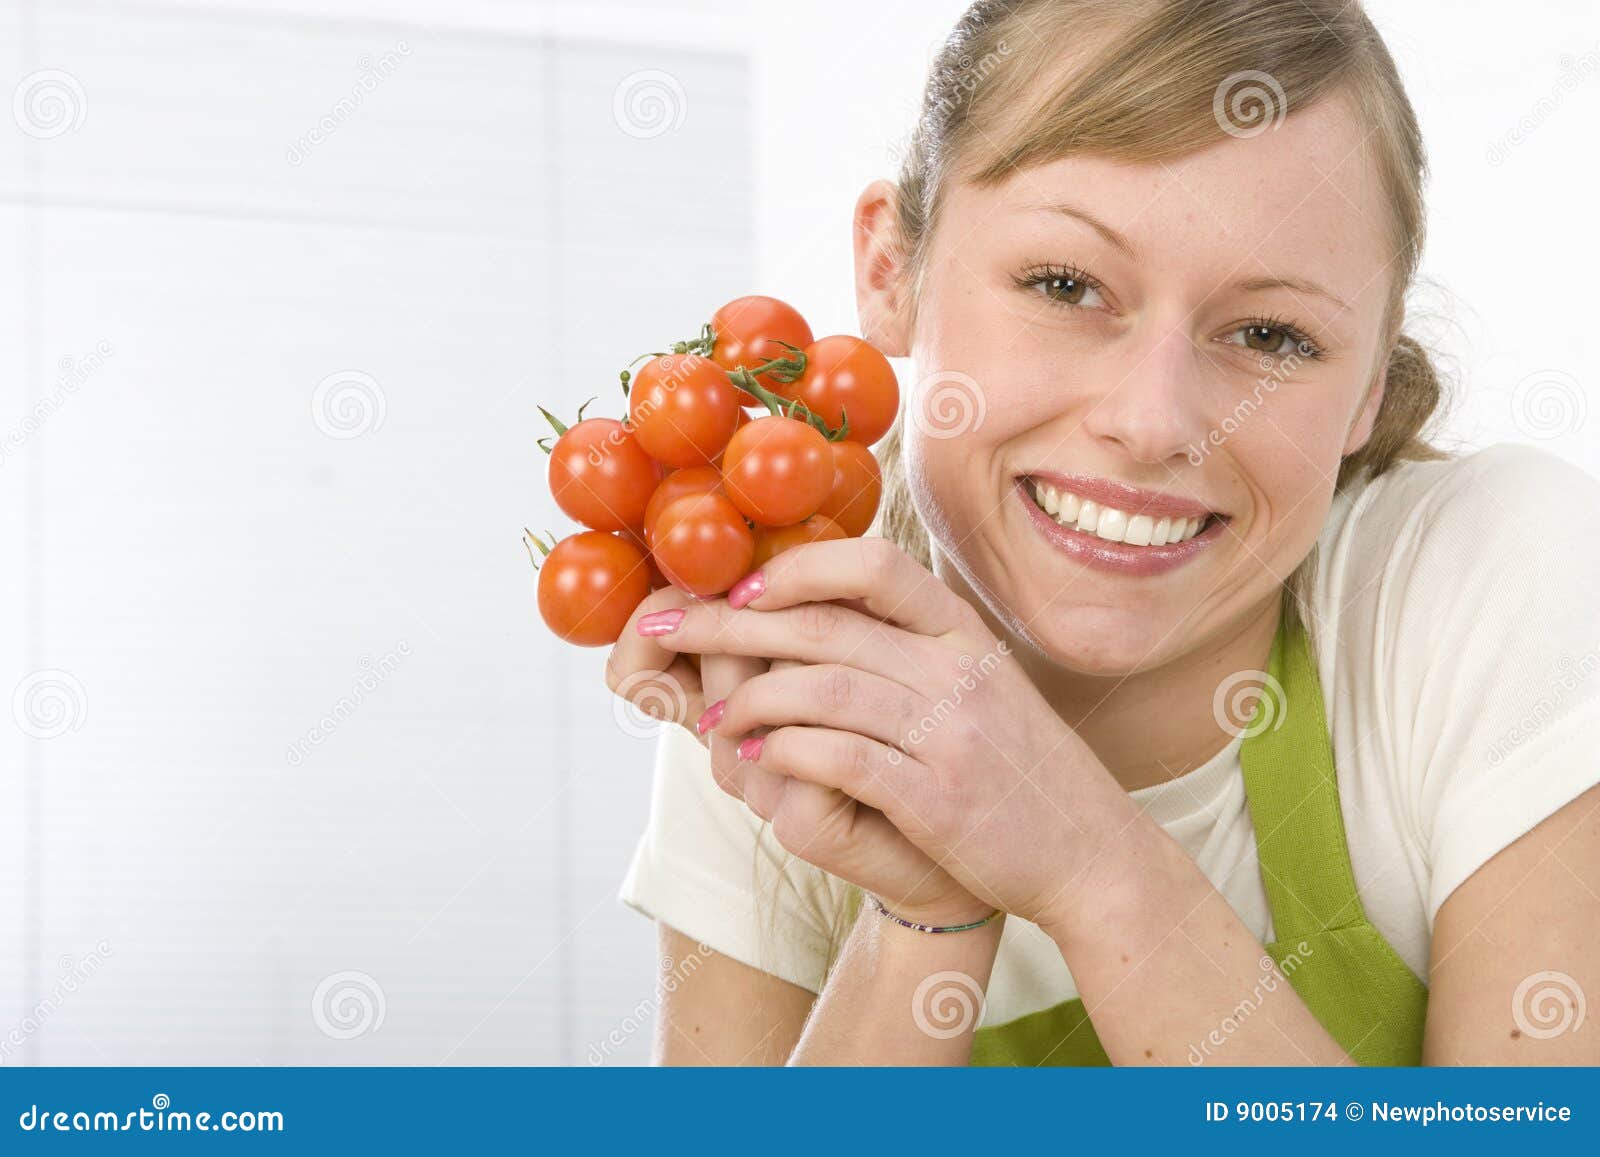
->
[[1023, 477, 1226, 546]]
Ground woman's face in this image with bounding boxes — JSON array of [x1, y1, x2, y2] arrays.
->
[[897, 96, 1395, 675]]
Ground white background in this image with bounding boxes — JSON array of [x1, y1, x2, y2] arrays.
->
[[1, 0, 1595, 1065]]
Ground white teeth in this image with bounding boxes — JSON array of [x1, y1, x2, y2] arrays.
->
[[1095, 508, 1126, 542], [1030, 480, 1211, 546]]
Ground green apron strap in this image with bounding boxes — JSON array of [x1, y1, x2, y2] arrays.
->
[[1238, 614, 1367, 939]]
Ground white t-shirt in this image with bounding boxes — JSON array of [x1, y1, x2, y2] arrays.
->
[[619, 443, 1600, 1026]]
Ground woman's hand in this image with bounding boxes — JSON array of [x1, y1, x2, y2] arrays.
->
[[634, 537, 1125, 935]]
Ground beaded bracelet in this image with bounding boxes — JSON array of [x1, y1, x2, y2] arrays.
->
[[870, 895, 1003, 934]]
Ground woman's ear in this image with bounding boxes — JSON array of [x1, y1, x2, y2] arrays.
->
[[852, 179, 912, 357], [1343, 353, 1388, 456]]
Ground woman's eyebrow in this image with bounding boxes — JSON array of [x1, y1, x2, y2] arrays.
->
[[1234, 275, 1350, 312], [1026, 199, 1138, 258]]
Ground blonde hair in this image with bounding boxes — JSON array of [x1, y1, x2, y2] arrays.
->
[[773, 0, 1451, 976]]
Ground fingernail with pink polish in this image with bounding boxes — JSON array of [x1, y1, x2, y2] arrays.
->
[[696, 699, 725, 735], [737, 735, 766, 762], [635, 608, 685, 636], [727, 570, 766, 610]]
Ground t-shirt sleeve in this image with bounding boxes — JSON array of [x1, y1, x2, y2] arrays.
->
[[617, 723, 845, 993], [1358, 443, 1600, 920]]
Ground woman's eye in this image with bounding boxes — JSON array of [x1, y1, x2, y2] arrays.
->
[[1230, 323, 1316, 359], [1030, 275, 1104, 308]]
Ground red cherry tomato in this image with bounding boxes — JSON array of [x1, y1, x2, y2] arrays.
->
[[750, 514, 846, 569], [719, 415, 833, 528], [710, 296, 814, 404], [536, 531, 651, 647], [788, 335, 899, 446], [814, 439, 882, 537], [628, 354, 741, 468], [650, 493, 754, 598], [642, 466, 723, 543], [546, 417, 660, 532]]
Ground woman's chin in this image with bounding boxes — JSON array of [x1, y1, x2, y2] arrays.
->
[[992, 598, 1186, 678]]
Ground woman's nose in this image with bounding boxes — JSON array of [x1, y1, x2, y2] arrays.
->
[[1078, 324, 1213, 466]]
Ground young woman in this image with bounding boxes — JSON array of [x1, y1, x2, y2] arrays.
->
[[608, 0, 1600, 1065]]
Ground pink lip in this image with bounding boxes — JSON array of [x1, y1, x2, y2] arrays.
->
[[1024, 471, 1218, 520], [1015, 480, 1227, 577]]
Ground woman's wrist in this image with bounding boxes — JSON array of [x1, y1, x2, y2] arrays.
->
[[1030, 763, 1165, 947], [1036, 796, 1191, 955], [870, 893, 1000, 932]]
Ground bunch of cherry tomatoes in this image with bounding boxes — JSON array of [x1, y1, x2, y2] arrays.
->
[[530, 295, 899, 647]]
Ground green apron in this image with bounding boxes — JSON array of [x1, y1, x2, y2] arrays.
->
[[970, 614, 1429, 1065]]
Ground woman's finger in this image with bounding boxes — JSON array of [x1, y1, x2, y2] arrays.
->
[[701, 653, 767, 798], [636, 597, 940, 689], [748, 724, 931, 835], [727, 537, 978, 638], [712, 663, 932, 752], [606, 586, 703, 729]]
